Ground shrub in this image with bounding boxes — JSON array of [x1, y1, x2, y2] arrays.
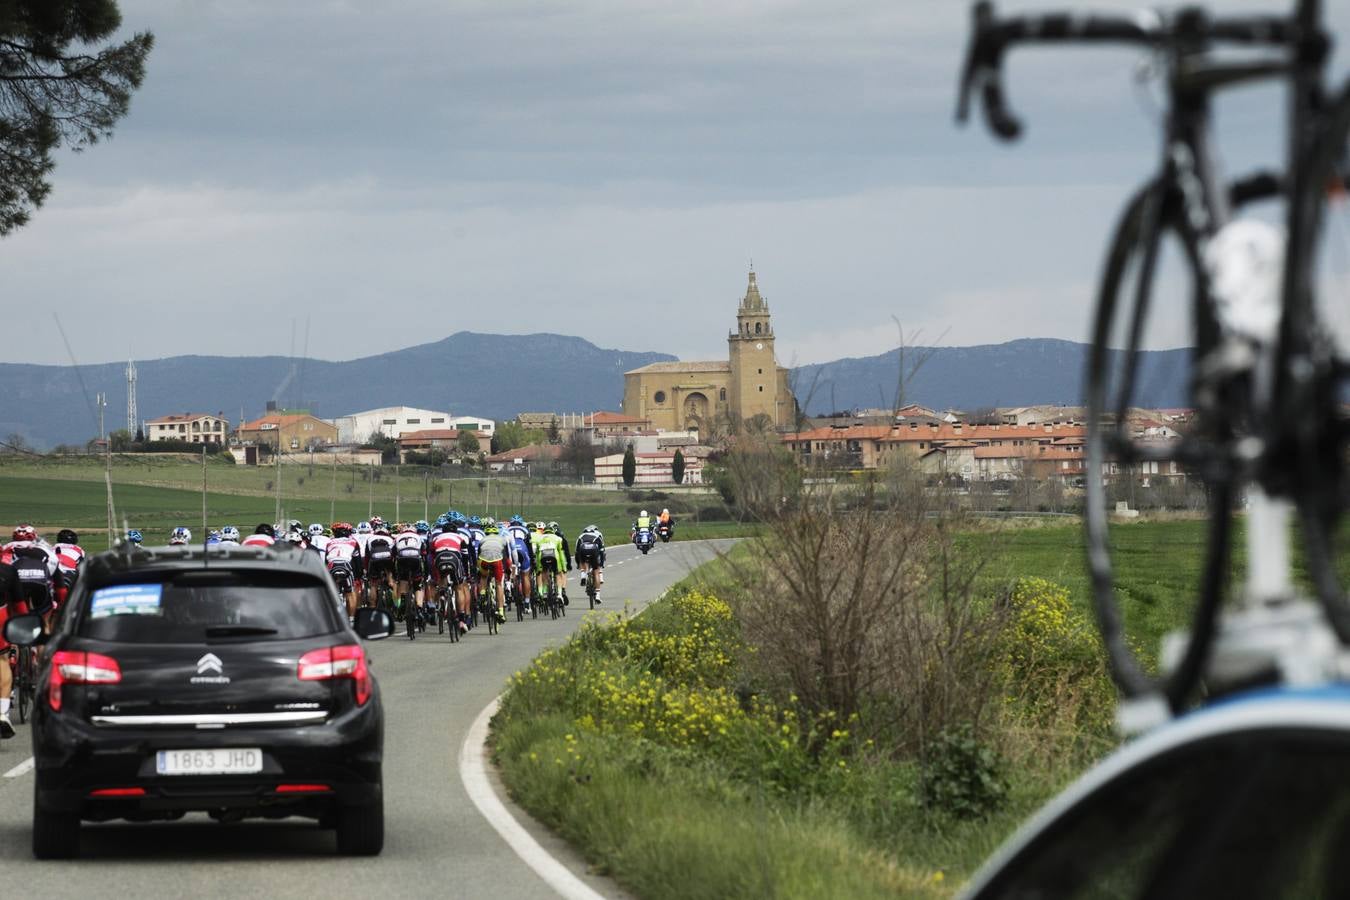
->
[[917, 724, 1009, 821], [999, 577, 1116, 753]]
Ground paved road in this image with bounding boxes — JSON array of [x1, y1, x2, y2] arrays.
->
[[0, 539, 733, 899]]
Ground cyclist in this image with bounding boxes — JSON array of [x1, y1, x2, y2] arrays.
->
[[325, 522, 363, 618], [5, 526, 56, 631], [429, 516, 471, 634], [168, 526, 192, 546], [575, 524, 606, 604], [51, 529, 84, 610], [308, 523, 330, 554], [217, 526, 240, 547], [548, 521, 573, 606], [365, 525, 396, 609], [394, 521, 428, 627], [354, 520, 373, 555], [506, 515, 533, 611], [241, 523, 276, 548], [0, 556, 20, 737], [477, 521, 511, 623], [531, 522, 566, 609]]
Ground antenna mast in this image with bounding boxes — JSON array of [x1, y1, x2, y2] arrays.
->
[[125, 360, 138, 435]]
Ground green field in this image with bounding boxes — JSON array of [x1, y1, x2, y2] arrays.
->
[[0, 457, 746, 551]]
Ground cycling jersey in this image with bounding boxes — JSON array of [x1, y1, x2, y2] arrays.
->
[[241, 534, 275, 548], [310, 534, 331, 554], [477, 532, 509, 564], [366, 534, 395, 562], [531, 532, 564, 571], [324, 536, 361, 570], [52, 542, 85, 575], [394, 530, 424, 558], [2, 539, 55, 572]]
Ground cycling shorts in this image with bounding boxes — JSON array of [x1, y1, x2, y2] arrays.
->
[[435, 552, 465, 586], [478, 558, 504, 582], [395, 557, 424, 581], [367, 558, 394, 581], [328, 562, 356, 592], [538, 555, 559, 574]]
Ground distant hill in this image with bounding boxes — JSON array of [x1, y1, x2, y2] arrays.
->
[[0, 334, 1191, 449], [790, 338, 1190, 414], [0, 333, 675, 449]]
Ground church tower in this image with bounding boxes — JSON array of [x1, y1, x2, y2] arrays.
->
[[728, 268, 784, 426]]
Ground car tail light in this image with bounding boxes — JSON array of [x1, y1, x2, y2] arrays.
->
[[49, 650, 122, 712], [89, 787, 145, 798], [274, 783, 331, 793], [297, 645, 370, 706]]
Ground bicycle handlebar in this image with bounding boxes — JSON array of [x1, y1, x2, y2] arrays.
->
[[955, 2, 1296, 142]]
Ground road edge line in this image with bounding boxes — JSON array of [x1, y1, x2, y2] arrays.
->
[[460, 697, 607, 900], [4, 756, 35, 778]]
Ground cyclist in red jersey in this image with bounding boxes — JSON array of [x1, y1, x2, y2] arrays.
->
[[51, 529, 85, 610], [0, 557, 20, 737], [241, 523, 277, 548]]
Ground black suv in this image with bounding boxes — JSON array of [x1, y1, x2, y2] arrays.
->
[[4, 543, 394, 859]]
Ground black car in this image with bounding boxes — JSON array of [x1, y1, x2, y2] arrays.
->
[[3, 543, 394, 859]]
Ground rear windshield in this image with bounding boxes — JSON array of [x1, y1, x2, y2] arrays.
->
[[77, 572, 341, 643]]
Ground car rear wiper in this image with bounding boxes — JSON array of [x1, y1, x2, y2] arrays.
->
[[204, 625, 279, 638]]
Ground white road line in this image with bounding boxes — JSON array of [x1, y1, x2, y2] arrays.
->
[[4, 756, 34, 778], [460, 698, 607, 900]]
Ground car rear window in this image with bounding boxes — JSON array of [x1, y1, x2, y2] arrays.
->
[[77, 571, 341, 643]]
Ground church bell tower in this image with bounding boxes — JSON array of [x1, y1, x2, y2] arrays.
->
[[728, 268, 781, 425]]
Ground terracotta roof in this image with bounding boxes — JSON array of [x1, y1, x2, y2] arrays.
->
[[624, 360, 731, 375], [485, 443, 563, 463], [1033, 447, 1087, 461], [238, 414, 328, 431], [883, 423, 1086, 444], [399, 428, 484, 444], [587, 411, 650, 426]]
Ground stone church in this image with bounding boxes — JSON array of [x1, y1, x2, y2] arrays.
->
[[622, 270, 798, 433]]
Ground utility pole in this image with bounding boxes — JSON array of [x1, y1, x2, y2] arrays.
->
[[395, 463, 401, 523], [96, 392, 106, 444], [330, 452, 337, 524]]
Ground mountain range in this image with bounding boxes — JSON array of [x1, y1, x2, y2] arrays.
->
[[0, 334, 1189, 449]]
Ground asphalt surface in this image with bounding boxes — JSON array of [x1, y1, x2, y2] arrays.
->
[[0, 538, 734, 899]]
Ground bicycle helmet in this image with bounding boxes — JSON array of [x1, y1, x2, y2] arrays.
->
[[435, 514, 451, 528], [127, 529, 144, 544], [584, 524, 599, 534], [221, 526, 240, 542], [288, 519, 303, 533], [547, 521, 560, 534], [309, 523, 324, 536], [484, 523, 499, 535], [57, 529, 79, 544], [286, 528, 306, 544], [370, 515, 385, 529], [374, 525, 392, 536], [332, 522, 353, 537], [469, 515, 482, 528], [535, 521, 547, 532], [481, 516, 496, 529], [510, 514, 524, 526], [415, 520, 430, 534], [206, 530, 222, 545], [255, 523, 275, 537], [11, 525, 36, 542], [640, 509, 648, 517], [356, 521, 372, 534], [169, 526, 192, 545]]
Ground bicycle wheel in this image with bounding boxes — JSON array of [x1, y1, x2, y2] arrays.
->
[[1283, 81, 1350, 641], [487, 584, 499, 636], [1084, 179, 1238, 711], [404, 592, 415, 641], [17, 647, 34, 724]]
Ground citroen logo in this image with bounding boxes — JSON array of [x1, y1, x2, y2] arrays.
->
[[196, 653, 223, 675]]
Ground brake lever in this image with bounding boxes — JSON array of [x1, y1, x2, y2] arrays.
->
[[954, 1, 1024, 141]]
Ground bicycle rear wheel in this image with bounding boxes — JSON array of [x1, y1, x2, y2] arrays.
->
[[1283, 81, 1350, 640], [1084, 180, 1237, 711], [17, 647, 34, 724]]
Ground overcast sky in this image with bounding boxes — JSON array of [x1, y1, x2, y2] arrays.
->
[[4, 0, 1348, 367]]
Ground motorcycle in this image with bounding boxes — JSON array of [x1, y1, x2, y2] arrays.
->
[[656, 522, 672, 543], [634, 528, 655, 555]]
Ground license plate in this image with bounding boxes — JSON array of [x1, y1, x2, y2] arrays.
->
[[155, 748, 262, 776]]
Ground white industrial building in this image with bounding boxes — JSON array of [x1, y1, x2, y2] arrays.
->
[[333, 407, 495, 444]]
